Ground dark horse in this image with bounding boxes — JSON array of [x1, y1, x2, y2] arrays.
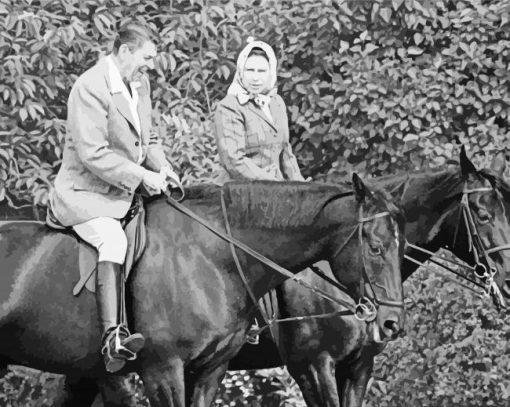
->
[[226, 149, 510, 407], [0, 175, 405, 406]]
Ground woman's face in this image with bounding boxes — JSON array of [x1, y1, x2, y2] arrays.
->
[[243, 55, 270, 94]]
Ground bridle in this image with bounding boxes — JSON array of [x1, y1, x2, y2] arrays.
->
[[405, 183, 510, 301], [323, 205, 405, 322]]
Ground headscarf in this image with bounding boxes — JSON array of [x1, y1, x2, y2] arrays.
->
[[227, 37, 278, 107]]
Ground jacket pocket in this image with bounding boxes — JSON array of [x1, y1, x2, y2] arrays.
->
[[72, 174, 110, 193]]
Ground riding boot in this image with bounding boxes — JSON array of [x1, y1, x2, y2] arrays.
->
[[96, 261, 145, 373]]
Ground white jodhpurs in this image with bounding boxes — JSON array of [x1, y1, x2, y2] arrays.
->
[[73, 217, 128, 264]]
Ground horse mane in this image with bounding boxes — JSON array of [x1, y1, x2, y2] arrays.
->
[[181, 181, 354, 229], [377, 167, 466, 211]]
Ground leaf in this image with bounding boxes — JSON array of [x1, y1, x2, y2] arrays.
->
[[364, 44, 379, 54], [408, 46, 424, 56], [414, 33, 424, 45], [19, 108, 28, 121], [392, 0, 405, 11], [219, 65, 230, 80], [379, 8, 392, 24], [339, 40, 350, 53]]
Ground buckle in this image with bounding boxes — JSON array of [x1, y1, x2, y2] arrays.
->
[[354, 297, 377, 322]]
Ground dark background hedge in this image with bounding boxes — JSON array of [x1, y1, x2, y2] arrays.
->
[[1, 0, 510, 405]]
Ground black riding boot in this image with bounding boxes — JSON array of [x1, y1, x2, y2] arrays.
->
[[96, 261, 145, 373]]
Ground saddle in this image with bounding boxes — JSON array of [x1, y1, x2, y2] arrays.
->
[[45, 195, 147, 295]]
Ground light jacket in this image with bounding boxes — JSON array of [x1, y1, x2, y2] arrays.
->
[[51, 56, 169, 226]]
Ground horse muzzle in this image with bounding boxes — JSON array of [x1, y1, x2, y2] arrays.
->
[[369, 313, 402, 343]]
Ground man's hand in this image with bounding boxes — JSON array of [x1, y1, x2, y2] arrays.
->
[[142, 170, 167, 196], [160, 166, 182, 188]]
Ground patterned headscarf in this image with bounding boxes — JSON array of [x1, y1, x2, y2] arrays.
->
[[227, 37, 278, 107]]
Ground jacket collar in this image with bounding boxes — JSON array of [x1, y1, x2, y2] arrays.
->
[[245, 97, 279, 133], [102, 56, 145, 136]]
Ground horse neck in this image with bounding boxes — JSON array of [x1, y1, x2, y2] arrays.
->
[[382, 170, 463, 280], [229, 196, 356, 300], [231, 224, 334, 300]]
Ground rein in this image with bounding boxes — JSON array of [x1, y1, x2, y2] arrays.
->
[[404, 185, 510, 299]]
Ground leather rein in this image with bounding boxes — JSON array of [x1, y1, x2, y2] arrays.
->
[[403, 185, 510, 301]]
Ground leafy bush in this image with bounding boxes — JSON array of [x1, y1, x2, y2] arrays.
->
[[1, 0, 509, 205], [366, 266, 510, 407], [1, 0, 510, 405]]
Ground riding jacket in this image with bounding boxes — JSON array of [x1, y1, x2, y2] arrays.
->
[[51, 56, 169, 226], [213, 94, 304, 184]]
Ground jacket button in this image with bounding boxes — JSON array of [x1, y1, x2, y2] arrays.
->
[[135, 141, 140, 146]]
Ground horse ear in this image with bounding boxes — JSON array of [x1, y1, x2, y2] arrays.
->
[[490, 150, 507, 177], [459, 145, 477, 177], [352, 172, 366, 203]]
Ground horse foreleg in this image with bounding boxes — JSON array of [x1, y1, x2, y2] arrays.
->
[[53, 375, 99, 407], [187, 363, 228, 407], [98, 374, 141, 407], [139, 358, 185, 407], [288, 353, 340, 407], [339, 358, 374, 407]]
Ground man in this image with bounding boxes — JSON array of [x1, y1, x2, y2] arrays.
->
[[51, 23, 180, 373]]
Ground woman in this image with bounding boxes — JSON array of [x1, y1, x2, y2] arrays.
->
[[214, 38, 305, 184], [214, 39, 305, 343]]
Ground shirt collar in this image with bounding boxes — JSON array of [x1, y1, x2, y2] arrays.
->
[[106, 55, 141, 94]]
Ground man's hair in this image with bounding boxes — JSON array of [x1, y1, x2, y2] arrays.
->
[[112, 23, 153, 54], [247, 47, 269, 61]]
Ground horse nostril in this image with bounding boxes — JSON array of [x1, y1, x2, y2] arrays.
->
[[384, 320, 400, 337]]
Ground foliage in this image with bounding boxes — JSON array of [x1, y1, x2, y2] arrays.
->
[[365, 266, 510, 407], [1, 0, 510, 405], [1, 0, 509, 206]]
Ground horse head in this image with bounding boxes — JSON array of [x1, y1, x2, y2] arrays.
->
[[487, 149, 510, 304], [446, 146, 510, 309], [328, 173, 405, 342]]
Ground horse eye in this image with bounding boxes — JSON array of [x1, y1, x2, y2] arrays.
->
[[477, 209, 491, 224], [369, 244, 383, 256]]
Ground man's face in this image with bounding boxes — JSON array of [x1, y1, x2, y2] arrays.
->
[[122, 41, 157, 81]]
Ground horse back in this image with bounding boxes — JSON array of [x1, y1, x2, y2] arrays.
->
[[0, 221, 78, 319]]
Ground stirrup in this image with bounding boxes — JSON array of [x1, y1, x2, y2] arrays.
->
[[117, 326, 145, 360], [101, 327, 127, 373], [101, 326, 145, 372], [246, 323, 260, 345]]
